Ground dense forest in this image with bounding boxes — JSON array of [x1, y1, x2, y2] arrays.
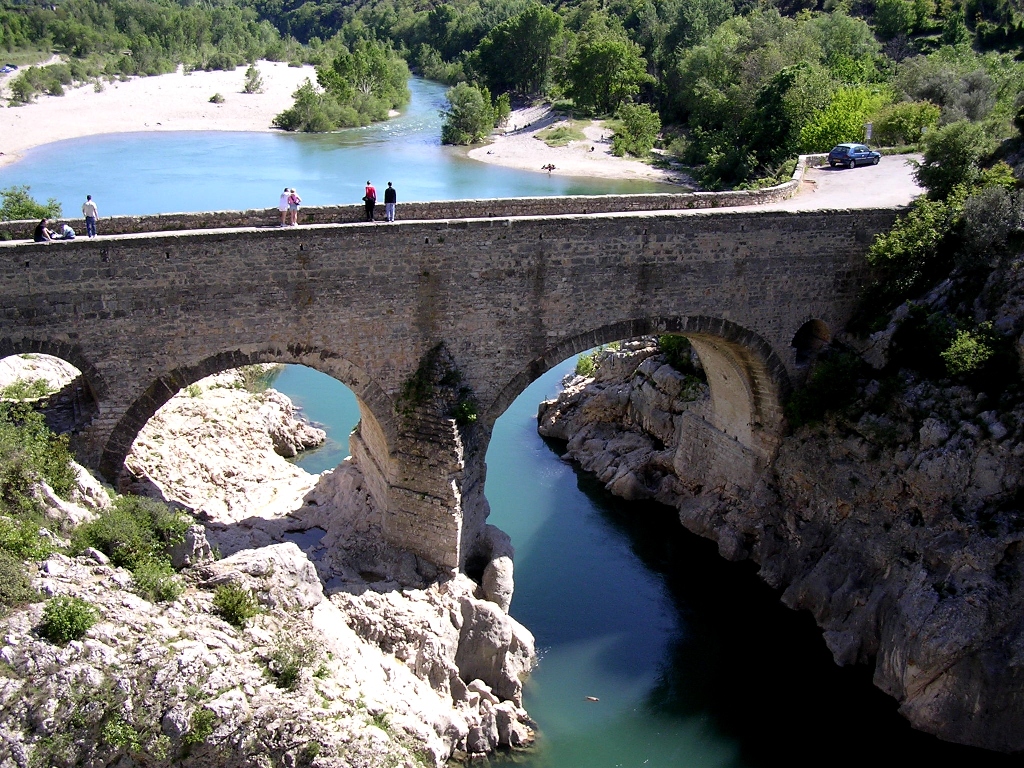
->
[[3, 0, 1024, 185]]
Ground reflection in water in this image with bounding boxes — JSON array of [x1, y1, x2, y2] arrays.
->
[[3, 78, 674, 216]]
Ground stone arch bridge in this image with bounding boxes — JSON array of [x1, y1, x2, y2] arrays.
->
[[0, 203, 899, 572]]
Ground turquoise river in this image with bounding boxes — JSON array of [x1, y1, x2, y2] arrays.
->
[[3, 76, 1015, 767]]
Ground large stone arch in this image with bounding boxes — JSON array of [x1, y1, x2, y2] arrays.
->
[[98, 344, 397, 485], [481, 316, 791, 499]]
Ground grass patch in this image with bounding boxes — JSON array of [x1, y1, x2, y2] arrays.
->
[[0, 550, 40, 614], [536, 121, 586, 147]]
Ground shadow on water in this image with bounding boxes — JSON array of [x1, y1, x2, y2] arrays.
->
[[548, 443, 1018, 768]]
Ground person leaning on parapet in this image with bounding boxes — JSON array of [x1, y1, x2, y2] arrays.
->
[[33, 218, 53, 242], [288, 188, 302, 226], [278, 187, 290, 227], [81, 194, 98, 238], [363, 180, 376, 222], [384, 181, 397, 223]]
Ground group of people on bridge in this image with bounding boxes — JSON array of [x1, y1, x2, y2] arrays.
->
[[32, 194, 99, 242]]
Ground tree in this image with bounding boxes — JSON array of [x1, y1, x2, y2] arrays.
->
[[474, 3, 563, 96], [0, 186, 61, 222], [874, 0, 916, 41], [566, 35, 653, 115], [799, 87, 891, 152], [872, 100, 940, 145], [440, 83, 494, 145], [243, 64, 264, 94], [612, 102, 661, 157], [912, 120, 993, 199]]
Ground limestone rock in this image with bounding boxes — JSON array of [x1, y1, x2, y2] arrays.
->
[[539, 336, 1024, 753]]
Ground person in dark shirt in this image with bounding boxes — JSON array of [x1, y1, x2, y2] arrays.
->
[[384, 182, 397, 222], [33, 218, 53, 242]]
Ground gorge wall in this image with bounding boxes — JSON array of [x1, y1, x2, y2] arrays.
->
[[538, 321, 1024, 752]]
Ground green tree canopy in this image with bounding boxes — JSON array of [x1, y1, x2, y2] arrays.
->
[[612, 102, 661, 156], [0, 187, 62, 222], [440, 82, 495, 145], [566, 34, 653, 115], [913, 120, 994, 198], [474, 2, 563, 96]]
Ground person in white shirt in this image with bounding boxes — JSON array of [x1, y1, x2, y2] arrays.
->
[[81, 195, 98, 237], [278, 188, 290, 226]]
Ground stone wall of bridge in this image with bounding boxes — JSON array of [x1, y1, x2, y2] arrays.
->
[[0, 205, 898, 569]]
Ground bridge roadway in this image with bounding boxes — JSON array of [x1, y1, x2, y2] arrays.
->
[[0, 169, 914, 572]]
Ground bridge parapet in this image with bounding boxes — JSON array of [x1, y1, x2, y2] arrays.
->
[[0, 181, 798, 241]]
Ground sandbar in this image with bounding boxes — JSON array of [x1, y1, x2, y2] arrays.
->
[[0, 61, 315, 168], [467, 104, 692, 186]]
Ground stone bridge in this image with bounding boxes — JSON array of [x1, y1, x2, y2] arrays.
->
[[0, 200, 899, 572]]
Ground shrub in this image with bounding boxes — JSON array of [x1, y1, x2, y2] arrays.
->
[[243, 65, 264, 94], [871, 100, 939, 146], [0, 378, 54, 400], [0, 402, 76, 517], [209, 93, 225, 104], [72, 496, 189, 570], [0, 550, 40, 614], [913, 121, 993, 200], [799, 87, 890, 153], [40, 596, 97, 643], [785, 350, 865, 427], [102, 717, 141, 752], [941, 327, 994, 376], [575, 349, 600, 377], [131, 558, 183, 603], [212, 583, 261, 628], [183, 708, 216, 746], [267, 635, 318, 690], [0, 515, 55, 559], [658, 335, 702, 377], [236, 365, 273, 393]]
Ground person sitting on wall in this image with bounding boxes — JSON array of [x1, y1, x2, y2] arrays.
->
[[33, 218, 53, 242], [54, 222, 75, 240]]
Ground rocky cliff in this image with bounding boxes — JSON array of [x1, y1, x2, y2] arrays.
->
[[538, 298, 1024, 752], [0, 365, 535, 767]]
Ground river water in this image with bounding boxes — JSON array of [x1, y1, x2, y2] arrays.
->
[[5, 77, 1015, 766]]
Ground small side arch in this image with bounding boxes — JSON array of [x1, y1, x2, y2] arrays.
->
[[0, 337, 104, 402], [98, 344, 397, 482]]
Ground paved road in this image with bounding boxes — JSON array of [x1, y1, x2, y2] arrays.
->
[[778, 154, 924, 210]]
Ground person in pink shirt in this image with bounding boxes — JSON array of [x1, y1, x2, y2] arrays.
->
[[363, 181, 376, 222]]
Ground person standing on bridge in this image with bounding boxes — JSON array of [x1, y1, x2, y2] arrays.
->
[[81, 195, 98, 238], [278, 187, 290, 227], [384, 181, 397, 222], [363, 180, 376, 222], [288, 188, 302, 226]]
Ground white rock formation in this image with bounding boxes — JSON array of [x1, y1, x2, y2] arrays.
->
[[0, 364, 535, 766]]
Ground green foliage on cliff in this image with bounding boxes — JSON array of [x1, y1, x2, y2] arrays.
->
[[785, 350, 865, 428]]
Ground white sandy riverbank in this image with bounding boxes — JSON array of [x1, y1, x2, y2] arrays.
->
[[0, 60, 314, 168], [467, 104, 691, 186]]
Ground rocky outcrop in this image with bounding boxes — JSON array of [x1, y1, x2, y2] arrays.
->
[[0, 365, 535, 766], [124, 370, 326, 522], [539, 334, 1024, 752]]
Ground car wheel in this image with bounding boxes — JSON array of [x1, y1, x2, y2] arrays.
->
[[872, 156, 879, 165], [829, 161, 837, 167], [847, 158, 856, 169]]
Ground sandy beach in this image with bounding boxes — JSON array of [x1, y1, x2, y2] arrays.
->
[[0, 60, 315, 168], [467, 104, 691, 186]]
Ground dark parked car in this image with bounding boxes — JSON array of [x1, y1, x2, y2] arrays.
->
[[827, 143, 881, 168]]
